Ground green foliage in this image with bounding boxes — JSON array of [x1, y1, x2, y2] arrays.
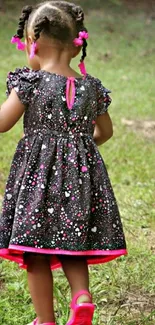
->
[[0, 2, 155, 325]]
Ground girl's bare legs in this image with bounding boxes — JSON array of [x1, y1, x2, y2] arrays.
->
[[25, 254, 55, 325], [59, 256, 92, 320]]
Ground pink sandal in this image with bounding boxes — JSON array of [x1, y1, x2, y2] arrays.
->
[[27, 319, 56, 325], [66, 290, 95, 325]]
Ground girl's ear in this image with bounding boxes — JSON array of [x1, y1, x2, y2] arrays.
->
[[26, 36, 38, 56], [28, 35, 33, 43], [26, 35, 33, 46]]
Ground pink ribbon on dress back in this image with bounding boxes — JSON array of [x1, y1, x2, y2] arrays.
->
[[66, 77, 76, 110]]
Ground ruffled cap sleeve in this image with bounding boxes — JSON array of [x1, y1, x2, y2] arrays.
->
[[95, 78, 112, 116], [6, 67, 40, 106]]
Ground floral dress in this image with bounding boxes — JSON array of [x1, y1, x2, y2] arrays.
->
[[0, 67, 127, 269]]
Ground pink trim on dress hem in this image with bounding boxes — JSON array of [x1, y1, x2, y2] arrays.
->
[[0, 245, 127, 270], [8, 244, 127, 256]]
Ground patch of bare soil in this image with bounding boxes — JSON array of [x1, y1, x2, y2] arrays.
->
[[100, 292, 155, 324], [116, 292, 155, 324], [122, 292, 155, 313], [121, 119, 155, 140]]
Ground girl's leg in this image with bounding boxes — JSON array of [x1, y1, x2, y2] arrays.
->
[[59, 256, 92, 320], [25, 254, 55, 325]]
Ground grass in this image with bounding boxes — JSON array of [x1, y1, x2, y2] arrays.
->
[[0, 1, 155, 324]]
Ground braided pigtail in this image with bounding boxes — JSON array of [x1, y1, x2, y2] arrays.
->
[[80, 31, 88, 63], [16, 5, 33, 39], [74, 7, 88, 63], [81, 39, 87, 62], [11, 5, 33, 51], [72, 6, 88, 76]]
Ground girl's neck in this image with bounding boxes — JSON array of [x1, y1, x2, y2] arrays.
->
[[37, 47, 81, 78], [39, 60, 81, 78]]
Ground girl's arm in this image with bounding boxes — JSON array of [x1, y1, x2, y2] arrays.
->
[[0, 89, 25, 133], [93, 112, 113, 146]]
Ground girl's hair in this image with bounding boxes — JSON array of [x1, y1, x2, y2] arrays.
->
[[15, 1, 88, 62]]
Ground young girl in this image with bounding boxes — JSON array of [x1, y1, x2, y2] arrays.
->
[[0, 1, 127, 325]]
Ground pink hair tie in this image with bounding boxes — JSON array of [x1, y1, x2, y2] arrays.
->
[[73, 38, 83, 47], [79, 31, 89, 40], [73, 30, 89, 47], [11, 36, 26, 51], [30, 42, 37, 59]]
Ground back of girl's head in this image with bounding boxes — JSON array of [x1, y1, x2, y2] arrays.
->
[[15, 1, 88, 61]]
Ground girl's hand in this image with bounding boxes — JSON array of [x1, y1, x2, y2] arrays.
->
[[0, 89, 25, 133], [93, 112, 113, 146]]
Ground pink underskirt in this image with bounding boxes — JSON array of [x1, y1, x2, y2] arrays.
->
[[0, 245, 127, 270]]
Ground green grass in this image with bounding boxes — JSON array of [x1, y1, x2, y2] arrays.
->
[[0, 2, 155, 325]]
